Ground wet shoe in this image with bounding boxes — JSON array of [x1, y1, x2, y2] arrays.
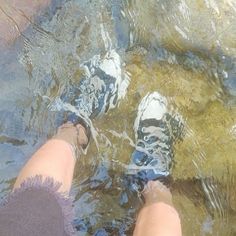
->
[[127, 92, 184, 185], [54, 50, 129, 146], [61, 49, 130, 119], [79, 50, 130, 118]]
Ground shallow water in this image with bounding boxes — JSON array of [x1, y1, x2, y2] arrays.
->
[[0, 0, 236, 235]]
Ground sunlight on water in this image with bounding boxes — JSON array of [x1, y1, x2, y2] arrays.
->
[[0, 0, 236, 235]]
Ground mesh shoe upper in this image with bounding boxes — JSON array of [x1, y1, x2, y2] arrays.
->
[[57, 49, 129, 118], [72, 50, 129, 119], [128, 92, 184, 181]]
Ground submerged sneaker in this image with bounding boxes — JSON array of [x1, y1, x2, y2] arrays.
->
[[54, 50, 130, 147], [60, 49, 130, 120], [127, 92, 184, 186]]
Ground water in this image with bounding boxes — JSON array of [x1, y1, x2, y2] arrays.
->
[[0, 0, 236, 235]]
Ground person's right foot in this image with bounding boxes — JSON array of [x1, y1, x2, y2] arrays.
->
[[142, 180, 173, 207], [55, 50, 130, 147], [128, 92, 184, 184]]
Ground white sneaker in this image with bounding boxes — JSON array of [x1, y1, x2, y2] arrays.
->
[[70, 50, 130, 119], [128, 92, 184, 181]]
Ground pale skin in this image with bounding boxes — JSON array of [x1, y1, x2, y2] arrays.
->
[[14, 122, 182, 235], [3, 1, 182, 234], [14, 122, 88, 193], [134, 181, 182, 236]]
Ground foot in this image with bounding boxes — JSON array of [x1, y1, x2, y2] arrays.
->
[[134, 181, 182, 236], [128, 92, 184, 183], [142, 180, 173, 207], [53, 122, 88, 151]]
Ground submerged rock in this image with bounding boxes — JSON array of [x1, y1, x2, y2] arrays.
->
[[116, 0, 236, 96]]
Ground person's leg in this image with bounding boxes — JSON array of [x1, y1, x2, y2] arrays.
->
[[14, 122, 88, 193], [14, 49, 129, 193], [14, 48, 129, 192], [0, 122, 87, 236], [126, 92, 183, 235], [0, 49, 129, 236], [133, 181, 182, 236]]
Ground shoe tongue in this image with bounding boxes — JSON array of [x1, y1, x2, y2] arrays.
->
[[129, 150, 170, 180], [132, 150, 151, 166]]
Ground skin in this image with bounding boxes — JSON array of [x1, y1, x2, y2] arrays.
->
[[14, 123, 88, 193], [0, 0, 51, 45], [133, 181, 182, 236], [14, 122, 182, 235], [4, 2, 182, 234]]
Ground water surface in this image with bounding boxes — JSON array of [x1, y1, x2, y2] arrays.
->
[[0, 0, 236, 235]]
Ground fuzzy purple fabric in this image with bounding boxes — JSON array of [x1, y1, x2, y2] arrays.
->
[[0, 175, 75, 236]]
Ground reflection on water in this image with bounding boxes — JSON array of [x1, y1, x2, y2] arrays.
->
[[0, 0, 236, 235]]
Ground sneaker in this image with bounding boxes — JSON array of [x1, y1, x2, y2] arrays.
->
[[127, 92, 184, 185], [60, 49, 130, 120], [52, 50, 129, 146]]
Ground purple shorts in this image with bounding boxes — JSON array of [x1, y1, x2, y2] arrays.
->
[[0, 176, 75, 236]]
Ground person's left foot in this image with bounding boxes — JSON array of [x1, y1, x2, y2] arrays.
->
[[53, 122, 88, 151], [54, 50, 130, 146], [60, 50, 130, 120]]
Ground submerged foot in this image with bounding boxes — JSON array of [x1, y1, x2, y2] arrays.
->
[[61, 50, 130, 120], [127, 91, 184, 188], [53, 122, 88, 152], [142, 180, 173, 207], [57, 50, 130, 147]]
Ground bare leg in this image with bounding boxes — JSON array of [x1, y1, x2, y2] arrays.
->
[[133, 181, 182, 236], [14, 122, 88, 193]]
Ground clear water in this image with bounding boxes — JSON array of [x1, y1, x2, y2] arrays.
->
[[1, 0, 236, 235]]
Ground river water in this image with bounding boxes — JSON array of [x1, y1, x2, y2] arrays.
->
[[0, 0, 236, 235]]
